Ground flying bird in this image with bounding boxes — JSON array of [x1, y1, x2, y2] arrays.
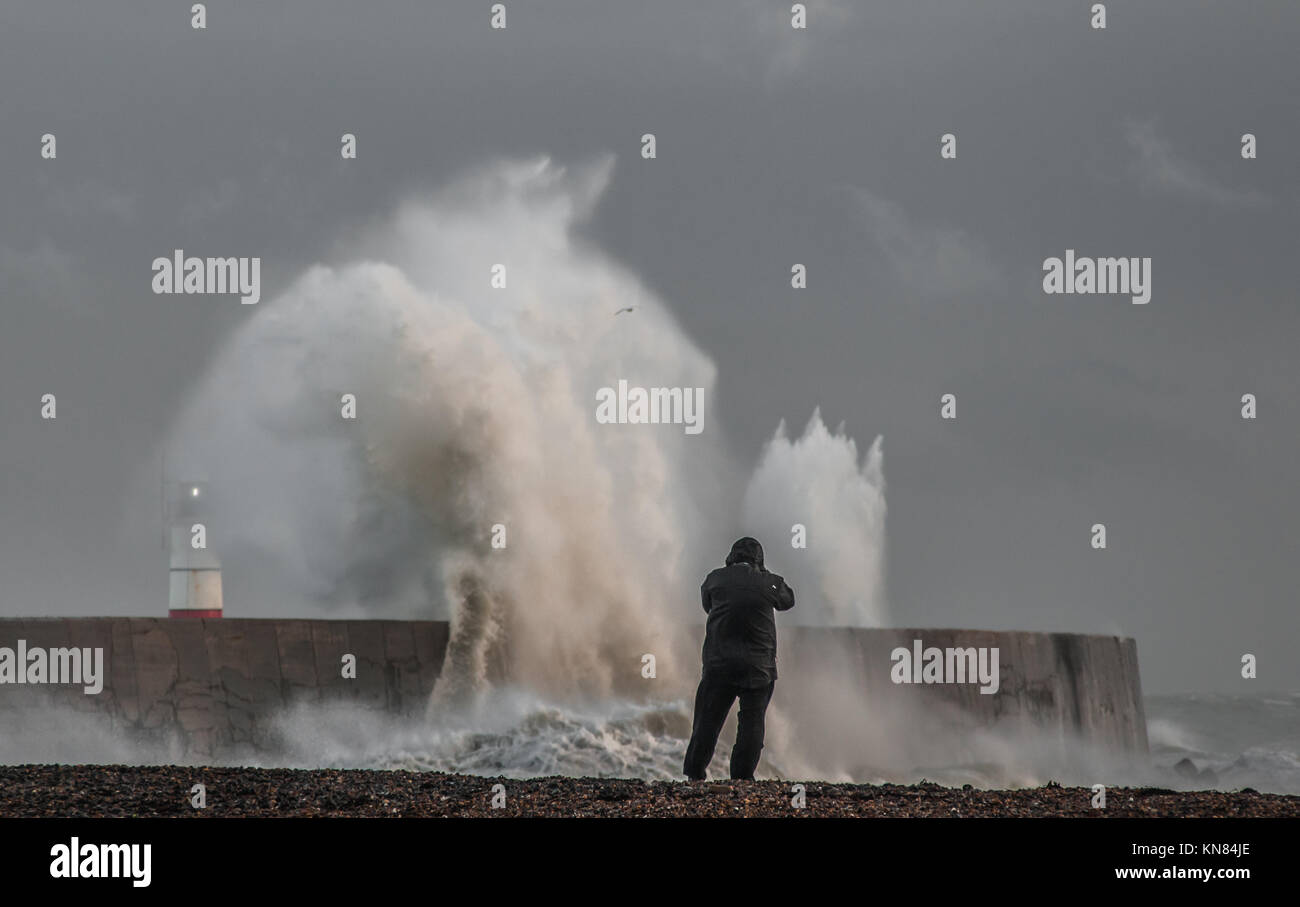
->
[[614, 306, 635, 315]]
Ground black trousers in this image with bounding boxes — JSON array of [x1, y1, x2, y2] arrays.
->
[[682, 673, 775, 780]]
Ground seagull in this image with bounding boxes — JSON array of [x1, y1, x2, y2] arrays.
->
[[614, 306, 635, 315]]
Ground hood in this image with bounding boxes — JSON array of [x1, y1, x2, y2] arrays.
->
[[725, 536, 765, 570]]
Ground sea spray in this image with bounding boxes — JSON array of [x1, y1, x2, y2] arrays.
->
[[742, 410, 887, 627], [163, 154, 889, 773]]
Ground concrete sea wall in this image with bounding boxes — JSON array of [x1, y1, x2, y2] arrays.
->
[[0, 618, 448, 759], [0, 618, 1146, 760], [777, 627, 1149, 762]]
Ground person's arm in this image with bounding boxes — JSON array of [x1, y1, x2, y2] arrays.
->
[[771, 574, 795, 611], [700, 580, 712, 614]]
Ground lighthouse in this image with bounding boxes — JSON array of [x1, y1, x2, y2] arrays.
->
[[167, 480, 223, 618]]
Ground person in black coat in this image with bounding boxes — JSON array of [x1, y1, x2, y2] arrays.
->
[[683, 536, 795, 780]]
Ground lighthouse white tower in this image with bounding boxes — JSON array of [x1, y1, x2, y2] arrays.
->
[[167, 480, 223, 618]]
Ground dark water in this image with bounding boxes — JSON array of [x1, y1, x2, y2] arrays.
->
[[1144, 691, 1300, 795]]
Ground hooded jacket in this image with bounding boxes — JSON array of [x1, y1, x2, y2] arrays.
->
[[699, 537, 796, 687]]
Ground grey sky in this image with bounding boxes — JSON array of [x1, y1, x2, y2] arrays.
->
[[1, 1, 1297, 694]]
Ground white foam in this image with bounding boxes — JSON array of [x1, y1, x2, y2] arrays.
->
[[163, 156, 888, 717]]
